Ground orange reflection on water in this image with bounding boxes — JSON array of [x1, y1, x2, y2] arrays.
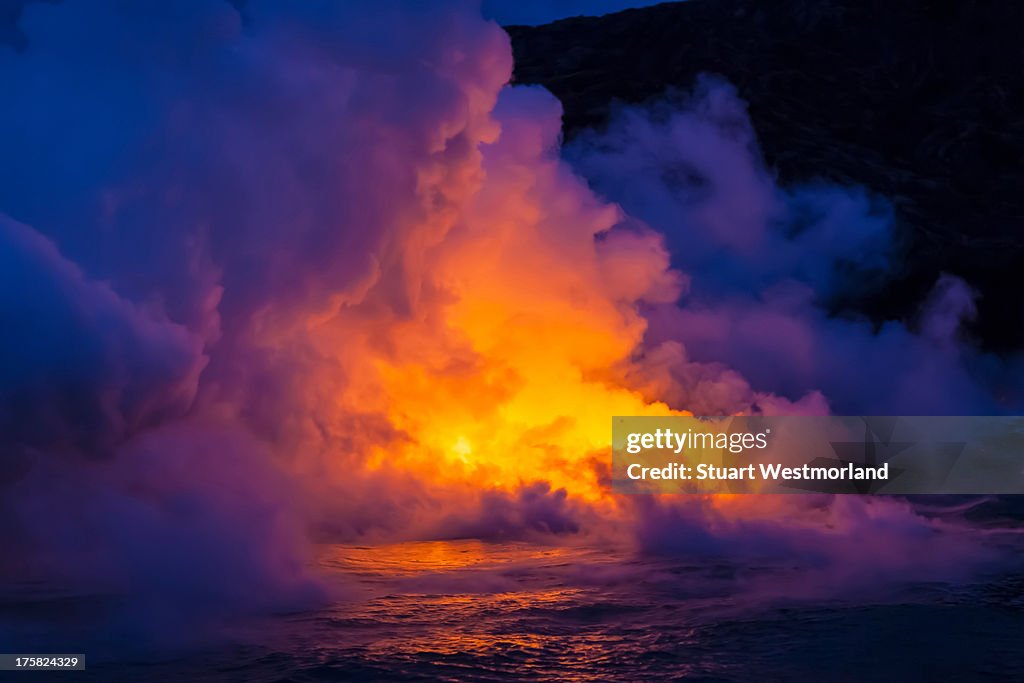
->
[[324, 539, 595, 578], [311, 540, 710, 681]]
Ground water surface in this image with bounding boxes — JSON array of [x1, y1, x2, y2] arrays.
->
[[45, 539, 1024, 681]]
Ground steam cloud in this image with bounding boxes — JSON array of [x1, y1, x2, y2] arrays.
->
[[566, 77, 1024, 415], [1, 0, 1019, 648]]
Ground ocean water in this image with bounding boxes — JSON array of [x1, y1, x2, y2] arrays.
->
[[13, 537, 1017, 682]]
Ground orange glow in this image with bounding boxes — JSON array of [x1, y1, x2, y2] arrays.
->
[[270, 87, 714, 515], [335, 122, 692, 504]]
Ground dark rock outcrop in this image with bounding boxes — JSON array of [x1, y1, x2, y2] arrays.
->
[[509, 0, 1024, 351]]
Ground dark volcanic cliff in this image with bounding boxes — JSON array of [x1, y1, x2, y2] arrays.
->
[[508, 0, 1024, 351]]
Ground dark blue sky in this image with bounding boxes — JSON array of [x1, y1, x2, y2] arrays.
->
[[481, 0, 670, 25]]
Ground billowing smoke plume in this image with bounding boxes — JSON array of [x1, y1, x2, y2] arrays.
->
[[2, 0, 517, 643], [1, 0, 1017, 649], [566, 77, 1024, 415]]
